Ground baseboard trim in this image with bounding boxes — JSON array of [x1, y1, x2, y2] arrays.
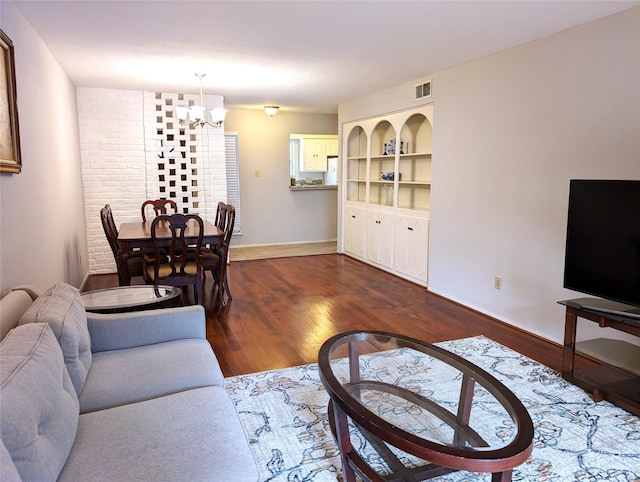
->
[[230, 239, 337, 249], [427, 287, 563, 349]]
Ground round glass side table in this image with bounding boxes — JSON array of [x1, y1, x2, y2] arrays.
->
[[81, 285, 182, 313]]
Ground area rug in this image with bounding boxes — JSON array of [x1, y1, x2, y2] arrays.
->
[[225, 336, 640, 481]]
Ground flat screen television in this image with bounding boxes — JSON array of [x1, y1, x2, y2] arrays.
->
[[563, 179, 640, 319]]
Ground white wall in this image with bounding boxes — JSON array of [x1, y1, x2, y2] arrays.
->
[[339, 7, 640, 344], [0, 2, 88, 295], [77, 88, 147, 274], [223, 109, 338, 246]]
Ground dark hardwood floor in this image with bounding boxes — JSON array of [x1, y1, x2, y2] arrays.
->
[[83, 254, 563, 377]]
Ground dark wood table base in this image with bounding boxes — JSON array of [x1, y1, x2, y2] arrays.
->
[[318, 331, 534, 482]]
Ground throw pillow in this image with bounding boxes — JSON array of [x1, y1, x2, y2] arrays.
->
[[0, 323, 79, 481], [19, 282, 92, 396]]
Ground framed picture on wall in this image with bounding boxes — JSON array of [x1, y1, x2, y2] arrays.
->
[[0, 29, 21, 174]]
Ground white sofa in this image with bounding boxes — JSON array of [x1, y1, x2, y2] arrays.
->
[[0, 283, 258, 481]]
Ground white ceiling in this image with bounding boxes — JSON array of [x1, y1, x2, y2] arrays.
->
[[13, 0, 640, 113]]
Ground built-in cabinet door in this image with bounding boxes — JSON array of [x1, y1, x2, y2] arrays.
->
[[378, 211, 394, 268], [344, 205, 365, 258], [366, 209, 393, 269], [394, 215, 428, 283], [301, 139, 327, 172], [326, 139, 339, 157], [365, 210, 379, 262]]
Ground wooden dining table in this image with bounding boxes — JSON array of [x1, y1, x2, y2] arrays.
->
[[117, 219, 223, 286]]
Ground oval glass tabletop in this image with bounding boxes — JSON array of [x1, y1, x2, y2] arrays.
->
[[318, 331, 534, 479], [81, 285, 181, 313]]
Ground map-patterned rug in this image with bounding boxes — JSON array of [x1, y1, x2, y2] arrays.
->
[[225, 336, 640, 481]]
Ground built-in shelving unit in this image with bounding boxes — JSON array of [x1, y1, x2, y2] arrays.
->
[[341, 105, 433, 286]]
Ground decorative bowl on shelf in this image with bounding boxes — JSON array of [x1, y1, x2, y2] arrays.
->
[[380, 171, 394, 181]]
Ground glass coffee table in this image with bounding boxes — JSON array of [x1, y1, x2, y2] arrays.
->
[[318, 331, 534, 482], [81, 285, 182, 313]]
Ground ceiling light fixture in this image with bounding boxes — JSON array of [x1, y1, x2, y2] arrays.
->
[[264, 106, 279, 117], [176, 74, 227, 128]]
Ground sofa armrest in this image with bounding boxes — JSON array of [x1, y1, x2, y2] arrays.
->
[[87, 305, 206, 353], [11, 285, 42, 300]]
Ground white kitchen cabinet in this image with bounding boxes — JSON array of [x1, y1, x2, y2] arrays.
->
[[340, 105, 433, 286], [394, 214, 429, 284], [326, 138, 339, 157], [299, 136, 338, 172], [366, 208, 393, 269], [344, 204, 365, 258], [301, 138, 327, 172]]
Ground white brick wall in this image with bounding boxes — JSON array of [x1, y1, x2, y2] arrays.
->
[[79, 87, 227, 275]]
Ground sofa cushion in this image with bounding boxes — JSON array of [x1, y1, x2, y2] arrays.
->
[[79, 338, 225, 413], [60, 386, 258, 482], [0, 323, 79, 482], [1, 439, 21, 482], [19, 282, 92, 395]]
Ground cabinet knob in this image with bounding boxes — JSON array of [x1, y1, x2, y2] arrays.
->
[[408, 227, 414, 231]]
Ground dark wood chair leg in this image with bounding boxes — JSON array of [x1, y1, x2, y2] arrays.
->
[[196, 271, 204, 306]]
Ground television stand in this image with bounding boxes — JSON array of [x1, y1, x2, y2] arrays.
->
[[559, 299, 640, 416], [577, 297, 640, 320]]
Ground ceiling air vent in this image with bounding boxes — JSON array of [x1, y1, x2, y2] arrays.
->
[[415, 80, 431, 101]]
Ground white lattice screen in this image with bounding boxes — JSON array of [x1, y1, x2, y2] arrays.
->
[[143, 91, 227, 221]]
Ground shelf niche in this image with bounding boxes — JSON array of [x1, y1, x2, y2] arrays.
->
[[398, 113, 432, 212], [346, 125, 367, 203]]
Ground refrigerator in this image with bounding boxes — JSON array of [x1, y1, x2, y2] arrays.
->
[[324, 156, 338, 185]]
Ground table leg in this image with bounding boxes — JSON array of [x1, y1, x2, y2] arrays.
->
[[348, 340, 360, 384], [454, 373, 475, 446], [330, 400, 357, 482], [562, 309, 577, 377], [492, 469, 513, 482], [348, 340, 362, 400]]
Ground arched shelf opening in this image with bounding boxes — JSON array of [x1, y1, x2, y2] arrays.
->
[[345, 125, 367, 203]]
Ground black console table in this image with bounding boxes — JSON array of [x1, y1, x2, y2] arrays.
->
[[559, 299, 640, 416]]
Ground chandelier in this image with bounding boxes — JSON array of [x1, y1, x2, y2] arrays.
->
[[176, 74, 227, 128]]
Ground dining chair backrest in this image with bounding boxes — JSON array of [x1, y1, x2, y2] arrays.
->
[[148, 213, 204, 284], [214, 201, 226, 230], [220, 204, 236, 248], [100, 204, 119, 258], [141, 199, 178, 222]]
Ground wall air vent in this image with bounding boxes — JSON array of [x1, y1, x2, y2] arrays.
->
[[415, 80, 432, 101]]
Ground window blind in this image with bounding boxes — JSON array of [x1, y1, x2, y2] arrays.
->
[[225, 134, 242, 234]]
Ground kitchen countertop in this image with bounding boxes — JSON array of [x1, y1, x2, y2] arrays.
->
[[289, 184, 338, 191]]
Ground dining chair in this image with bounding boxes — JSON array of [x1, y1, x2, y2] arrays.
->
[[214, 201, 227, 230], [142, 213, 205, 305], [141, 199, 178, 222], [202, 203, 235, 307], [100, 205, 145, 286]]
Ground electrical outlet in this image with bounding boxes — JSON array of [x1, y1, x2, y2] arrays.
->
[[494, 276, 502, 290]]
